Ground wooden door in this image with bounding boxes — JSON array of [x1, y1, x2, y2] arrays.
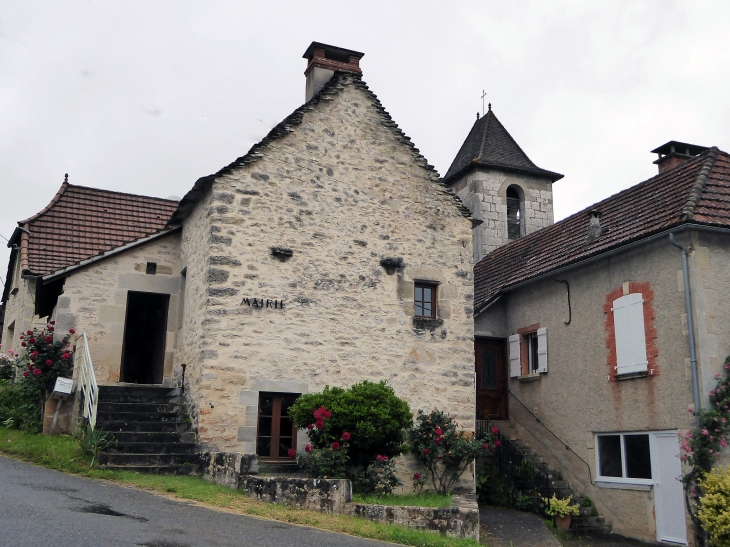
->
[[475, 338, 508, 420]]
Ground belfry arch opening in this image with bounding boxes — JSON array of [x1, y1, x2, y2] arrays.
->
[[506, 185, 523, 240]]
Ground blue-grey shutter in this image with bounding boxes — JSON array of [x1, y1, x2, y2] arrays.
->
[[536, 327, 548, 373], [509, 334, 521, 377], [612, 293, 648, 374]]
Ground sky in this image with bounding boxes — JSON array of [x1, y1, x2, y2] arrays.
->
[[1, 1, 730, 288]]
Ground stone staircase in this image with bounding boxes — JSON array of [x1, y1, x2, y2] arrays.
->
[[95, 385, 200, 474], [486, 420, 611, 534]]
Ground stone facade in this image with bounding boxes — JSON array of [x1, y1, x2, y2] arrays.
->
[[178, 74, 476, 463], [1, 262, 47, 356], [450, 169, 554, 262], [51, 232, 182, 384]]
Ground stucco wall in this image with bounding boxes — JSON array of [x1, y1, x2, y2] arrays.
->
[[53, 232, 182, 384], [451, 169, 553, 262], [476, 236, 695, 541], [179, 78, 476, 468]]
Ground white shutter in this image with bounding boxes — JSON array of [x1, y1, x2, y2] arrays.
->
[[612, 293, 648, 374], [509, 334, 521, 377], [536, 327, 548, 373]]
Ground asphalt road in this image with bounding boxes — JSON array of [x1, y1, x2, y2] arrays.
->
[[0, 456, 392, 547]]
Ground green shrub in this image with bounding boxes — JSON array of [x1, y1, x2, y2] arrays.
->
[[296, 406, 350, 478], [353, 455, 402, 496], [290, 381, 412, 468], [698, 466, 730, 546], [0, 356, 15, 382], [411, 409, 495, 494], [0, 380, 41, 432], [15, 324, 75, 394]]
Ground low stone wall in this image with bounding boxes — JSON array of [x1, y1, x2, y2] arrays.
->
[[201, 452, 478, 540], [345, 494, 479, 541]]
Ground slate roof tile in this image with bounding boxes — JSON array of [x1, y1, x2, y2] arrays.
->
[[443, 108, 563, 183], [474, 148, 728, 312]]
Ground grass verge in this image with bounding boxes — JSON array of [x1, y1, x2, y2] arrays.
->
[[353, 492, 453, 508], [0, 428, 482, 547]]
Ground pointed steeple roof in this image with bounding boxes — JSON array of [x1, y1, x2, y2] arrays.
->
[[443, 106, 563, 183]]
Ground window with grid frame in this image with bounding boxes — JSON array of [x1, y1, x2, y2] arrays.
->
[[414, 283, 437, 319], [256, 392, 299, 459], [596, 433, 652, 482]]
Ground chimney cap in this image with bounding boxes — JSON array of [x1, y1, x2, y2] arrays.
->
[[650, 140, 709, 157], [302, 42, 364, 62]]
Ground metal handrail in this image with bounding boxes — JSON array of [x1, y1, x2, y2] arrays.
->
[[72, 333, 98, 429]]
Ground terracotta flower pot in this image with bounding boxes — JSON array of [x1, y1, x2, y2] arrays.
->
[[554, 514, 572, 530]]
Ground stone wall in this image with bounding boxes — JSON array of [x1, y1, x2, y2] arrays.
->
[[1, 274, 47, 356], [179, 75, 476, 475], [451, 169, 554, 262], [52, 232, 182, 384]]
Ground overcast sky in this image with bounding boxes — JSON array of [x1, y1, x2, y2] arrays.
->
[[2, 1, 729, 287]]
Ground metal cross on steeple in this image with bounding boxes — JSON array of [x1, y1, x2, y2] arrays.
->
[[481, 90, 487, 116]]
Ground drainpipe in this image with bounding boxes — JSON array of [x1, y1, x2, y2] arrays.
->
[[669, 233, 702, 415]]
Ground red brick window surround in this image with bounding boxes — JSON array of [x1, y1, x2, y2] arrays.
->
[[604, 282, 659, 381]]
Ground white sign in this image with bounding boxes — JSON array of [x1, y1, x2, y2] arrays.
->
[[52, 377, 73, 398]]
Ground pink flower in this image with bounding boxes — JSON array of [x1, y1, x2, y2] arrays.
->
[[31, 351, 38, 358], [376, 455, 384, 462], [341, 432, 351, 441], [483, 443, 489, 450], [50, 321, 55, 325], [438, 455, 444, 459], [62, 353, 70, 360], [32, 368, 41, 376], [491, 426, 499, 435], [413, 473, 421, 480], [44, 336, 53, 344], [422, 448, 430, 455], [26, 330, 33, 335], [331, 441, 340, 450], [435, 437, 441, 444], [702, 429, 710, 436], [19, 335, 24, 340], [47, 326, 54, 332], [69, 329, 75, 335], [715, 373, 723, 380], [307, 423, 314, 430], [434, 428, 443, 436], [305, 444, 312, 452], [383, 456, 388, 461], [45, 359, 53, 366], [287, 448, 296, 458], [21, 342, 26, 347], [22, 371, 28, 377], [495, 440, 502, 448], [315, 418, 324, 429], [28, 338, 36, 344]]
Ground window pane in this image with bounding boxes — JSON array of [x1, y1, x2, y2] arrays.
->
[[258, 417, 272, 437], [625, 434, 652, 479], [481, 348, 497, 390], [281, 395, 298, 416], [415, 287, 422, 300], [278, 438, 293, 458], [598, 435, 622, 477], [415, 302, 424, 316], [280, 417, 293, 436], [423, 288, 432, 301], [259, 395, 274, 416], [256, 437, 271, 457], [423, 304, 431, 316]]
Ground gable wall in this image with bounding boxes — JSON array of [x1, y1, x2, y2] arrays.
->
[[475, 237, 694, 540], [180, 80, 476, 458], [53, 233, 182, 383]]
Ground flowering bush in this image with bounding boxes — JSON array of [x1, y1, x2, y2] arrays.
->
[[0, 350, 16, 382], [289, 381, 412, 469], [15, 324, 75, 394], [412, 472, 426, 494], [353, 454, 402, 496], [296, 406, 351, 478], [543, 494, 580, 517], [411, 409, 497, 494], [697, 466, 730, 547]]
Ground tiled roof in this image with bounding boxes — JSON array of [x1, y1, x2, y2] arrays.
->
[[12, 181, 178, 277], [443, 108, 563, 183], [169, 71, 478, 226], [474, 148, 730, 312]]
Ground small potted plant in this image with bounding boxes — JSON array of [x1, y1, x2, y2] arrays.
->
[[543, 494, 580, 530]]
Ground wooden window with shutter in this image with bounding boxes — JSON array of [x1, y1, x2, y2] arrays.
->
[[612, 293, 648, 375], [509, 334, 521, 377]]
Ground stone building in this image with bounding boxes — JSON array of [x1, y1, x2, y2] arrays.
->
[[1, 43, 478, 483], [443, 105, 563, 263], [471, 142, 730, 544]]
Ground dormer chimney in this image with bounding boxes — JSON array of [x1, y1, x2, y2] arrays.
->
[[651, 141, 709, 174], [586, 210, 602, 244], [302, 42, 364, 102]]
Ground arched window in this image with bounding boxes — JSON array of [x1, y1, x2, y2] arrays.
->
[[506, 186, 522, 240]]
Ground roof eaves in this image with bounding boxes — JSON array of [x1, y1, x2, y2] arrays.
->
[[681, 147, 719, 220], [19, 182, 70, 225]]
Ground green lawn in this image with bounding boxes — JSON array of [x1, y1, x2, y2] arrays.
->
[[353, 492, 453, 507], [0, 428, 483, 547]]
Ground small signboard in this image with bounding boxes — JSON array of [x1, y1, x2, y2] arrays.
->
[[52, 377, 73, 399]]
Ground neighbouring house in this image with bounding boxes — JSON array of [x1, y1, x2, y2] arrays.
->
[[469, 140, 730, 544], [0, 43, 479, 487]]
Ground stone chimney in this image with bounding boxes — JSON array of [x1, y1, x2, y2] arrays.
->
[[651, 141, 709, 174], [303, 42, 364, 102], [586, 210, 603, 244]]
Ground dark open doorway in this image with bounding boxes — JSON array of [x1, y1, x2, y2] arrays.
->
[[475, 338, 508, 420], [120, 291, 170, 384]]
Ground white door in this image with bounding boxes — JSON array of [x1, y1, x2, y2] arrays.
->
[[651, 432, 688, 545]]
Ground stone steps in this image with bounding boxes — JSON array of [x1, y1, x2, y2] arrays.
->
[[96, 385, 198, 475]]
